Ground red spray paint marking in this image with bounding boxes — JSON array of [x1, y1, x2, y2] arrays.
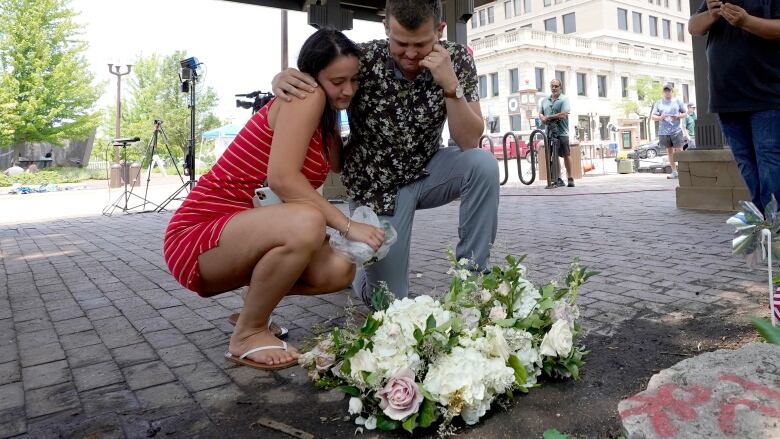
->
[[717, 374, 780, 435], [619, 384, 712, 437]]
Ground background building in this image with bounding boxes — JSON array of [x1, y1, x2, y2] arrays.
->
[[468, 0, 695, 151]]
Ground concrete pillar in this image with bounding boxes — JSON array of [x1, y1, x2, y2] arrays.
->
[[689, 0, 724, 149], [444, 0, 474, 45]]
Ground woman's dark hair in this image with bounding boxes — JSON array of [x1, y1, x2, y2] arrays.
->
[[297, 28, 360, 160]]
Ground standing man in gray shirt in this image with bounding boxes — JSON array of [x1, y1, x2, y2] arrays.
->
[[538, 79, 573, 187], [651, 83, 687, 179]]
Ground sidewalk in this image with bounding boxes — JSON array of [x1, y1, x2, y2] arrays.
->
[[0, 173, 767, 438]]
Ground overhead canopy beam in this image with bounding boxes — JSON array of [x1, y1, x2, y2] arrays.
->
[[221, 0, 477, 43]]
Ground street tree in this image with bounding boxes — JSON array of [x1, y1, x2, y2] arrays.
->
[[619, 75, 662, 119], [0, 0, 101, 153]]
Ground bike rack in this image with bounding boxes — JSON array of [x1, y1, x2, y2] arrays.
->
[[479, 132, 542, 186]]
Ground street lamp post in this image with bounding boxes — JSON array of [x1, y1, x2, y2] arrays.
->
[[108, 64, 132, 188]]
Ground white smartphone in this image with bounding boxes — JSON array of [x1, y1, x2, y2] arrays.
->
[[252, 186, 282, 208]]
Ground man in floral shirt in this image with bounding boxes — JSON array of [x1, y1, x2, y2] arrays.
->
[[273, 0, 498, 302]]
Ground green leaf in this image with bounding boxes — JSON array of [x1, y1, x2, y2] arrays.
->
[[447, 334, 460, 349], [365, 372, 381, 387], [376, 413, 401, 431], [339, 385, 360, 396], [340, 359, 351, 376], [413, 327, 424, 344], [565, 362, 580, 380], [495, 318, 517, 328], [751, 317, 780, 345], [417, 398, 439, 428], [401, 413, 419, 433], [426, 315, 437, 332], [508, 355, 528, 386], [543, 429, 570, 439]]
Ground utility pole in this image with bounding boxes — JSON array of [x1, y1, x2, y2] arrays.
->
[[108, 64, 132, 187], [281, 10, 288, 69]]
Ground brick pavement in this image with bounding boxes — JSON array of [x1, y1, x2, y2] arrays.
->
[[0, 174, 769, 438]]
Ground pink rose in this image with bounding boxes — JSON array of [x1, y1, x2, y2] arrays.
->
[[376, 369, 424, 421]]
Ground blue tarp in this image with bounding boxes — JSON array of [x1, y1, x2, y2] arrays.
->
[[202, 123, 242, 139]]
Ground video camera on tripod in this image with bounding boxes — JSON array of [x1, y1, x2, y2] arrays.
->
[[236, 91, 273, 114]]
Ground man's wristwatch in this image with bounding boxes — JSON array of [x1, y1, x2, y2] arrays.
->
[[444, 83, 464, 100]]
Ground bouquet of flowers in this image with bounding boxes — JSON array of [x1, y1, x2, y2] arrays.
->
[[299, 254, 594, 434]]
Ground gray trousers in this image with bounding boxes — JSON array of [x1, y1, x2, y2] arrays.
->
[[353, 146, 499, 299]]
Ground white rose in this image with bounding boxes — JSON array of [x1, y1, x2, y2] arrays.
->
[[480, 289, 492, 302], [488, 305, 507, 321], [539, 320, 573, 357], [365, 415, 377, 430], [497, 282, 511, 297], [483, 325, 511, 361], [348, 397, 363, 415]]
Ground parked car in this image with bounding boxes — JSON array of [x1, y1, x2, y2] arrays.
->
[[627, 136, 696, 159], [480, 132, 541, 161]]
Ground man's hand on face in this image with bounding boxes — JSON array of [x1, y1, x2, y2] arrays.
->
[[418, 44, 458, 96], [271, 68, 318, 102], [721, 3, 749, 27]]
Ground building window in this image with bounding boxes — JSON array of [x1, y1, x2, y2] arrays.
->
[[563, 13, 576, 34], [510, 68, 520, 93], [535, 67, 545, 92], [490, 72, 499, 97], [479, 9, 486, 26], [621, 76, 629, 98], [664, 0, 669, 7], [632, 12, 642, 33], [471, 17, 477, 29], [677, 22, 686, 41], [597, 75, 607, 98], [478, 75, 488, 98], [544, 0, 551, 6], [504, 1, 512, 18], [510, 115, 523, 131], [677, 0, 682, 11], [544, 17, 557, 33], [577, 72, 587, 96], [617, 8, 628, 30], [488, 6, 495, 24], [682, 83, 689, 104], [662, 19, 671, 39], [524, 0, 532, 13], [649, 16, 658, 37], [555, 70, 566, 93]]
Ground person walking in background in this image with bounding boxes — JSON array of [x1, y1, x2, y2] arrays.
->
[[651, 83, 687, 179], [538, 79, 574, 187], [683, 103, 697, 150], [689, 0, 780, 213]]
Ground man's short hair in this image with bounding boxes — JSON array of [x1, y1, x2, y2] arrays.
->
[[385, 0, 442, 29]]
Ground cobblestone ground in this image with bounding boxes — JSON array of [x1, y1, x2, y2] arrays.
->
[[0, 175, 769, 438]]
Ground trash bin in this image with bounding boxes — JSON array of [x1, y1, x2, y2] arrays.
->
[[109, 163, 123, 188], [129, 162, 142, 187], [617, 159, 634, 174]]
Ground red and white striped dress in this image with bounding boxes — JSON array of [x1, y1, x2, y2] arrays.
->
[[163, 99, 331, 295]]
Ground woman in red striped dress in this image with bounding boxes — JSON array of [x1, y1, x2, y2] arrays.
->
[[163, 29, 385, 370]]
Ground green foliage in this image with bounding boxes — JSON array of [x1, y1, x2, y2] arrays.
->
[[0, 0, 102, 148], [98, 51, 220, 165], [0, 167, 106, 187], [619, 75, 663, 118], [751, 317, 780, 345], [543, 429, 570, 439]]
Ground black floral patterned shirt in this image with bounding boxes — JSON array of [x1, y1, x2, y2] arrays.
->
[[342, 39, 479, 215]]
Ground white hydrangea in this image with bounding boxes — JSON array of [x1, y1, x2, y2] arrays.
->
[[551, 300, 580, 330], [422, 346, 515, 424], [459, 307, 481, 330], [512, 279, 541, 319]]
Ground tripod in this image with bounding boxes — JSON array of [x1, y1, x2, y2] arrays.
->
[[102, 137, 145, 216], [157, 69, 198, 212], [137, 120, 185, 212]]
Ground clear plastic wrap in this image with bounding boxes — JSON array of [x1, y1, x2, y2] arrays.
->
[[329, 206, 398, 265]]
